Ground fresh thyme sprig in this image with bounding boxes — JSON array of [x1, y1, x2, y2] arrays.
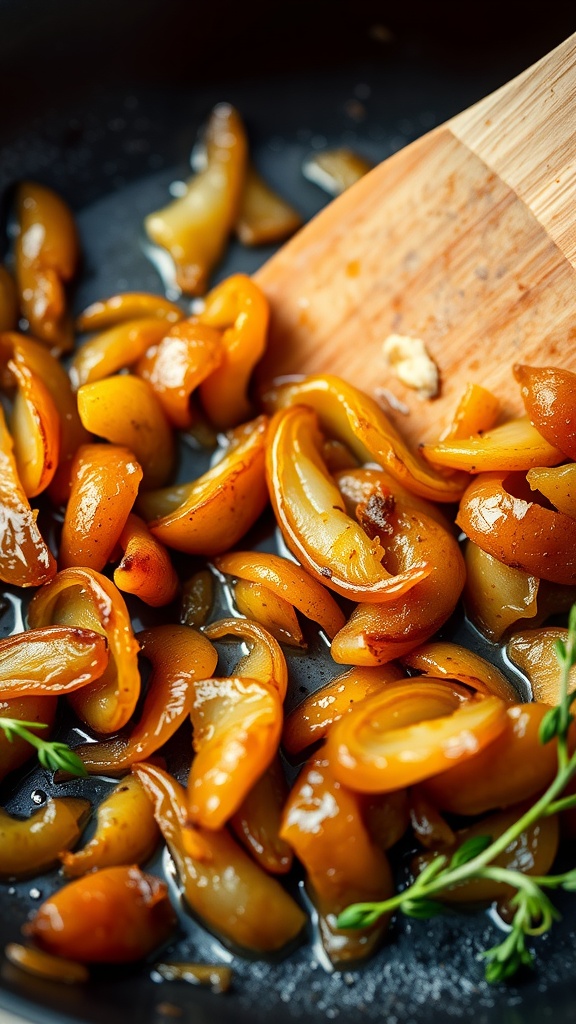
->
[[0, 717, 88, 777], [336, 603, 576, 983]]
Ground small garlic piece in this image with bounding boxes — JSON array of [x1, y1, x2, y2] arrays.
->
[[382, 334, 439, 400]]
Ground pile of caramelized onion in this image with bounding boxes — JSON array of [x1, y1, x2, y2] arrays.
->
[[0, 174, 575, 986]]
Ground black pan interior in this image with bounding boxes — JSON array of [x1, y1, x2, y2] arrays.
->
[[1, 3, 576, 1023]]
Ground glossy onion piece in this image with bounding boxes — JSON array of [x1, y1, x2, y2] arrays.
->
[[326, 679, 508, 793], [8, 357, 60, 497], [359, 789, 411, 852], [235, 164, 303, 245], [136, 319, 223, 429], [422, 415, 563, 472], [514, 364, 576, 460], [421, 703, 559, 815], [302, 147, 373, 195], [331, 503, 466, 664], [27, 568, 141, 734], [4, 943, 89, 985], [280, 753, 394, 964], [456, 471, 576, 585], [138, 416, 269, 556], [527, 464, 576, 519], [69, 317, 173, 389], [0, 331, 91, 505], [77, 375, 175, 489], [0, 625, 108, 698], [0, 696, 57, 783], [76, 292, 183, 333], [214, 550, 346, 640], [133, 761, 306, 954], [113, 513, 179, 607], [154, 961, 232, 993], [144, 103, 247, 295], [198, 273, 269, 429], [229, 757, 294, 874], [0, 797, 90, 880], [282, 663, 405, 757], [187, 674, 283, 830], [266, 405, 431, 602], [60, 775, 161, 877], [14, 181, 79, 351], [72, 624, 218, 774], [408, 787, 456, 850], [401, 641, 519, 703], [180, 569, 214, 627], [439, 382, 501, 441], [0, 265, 18, 330], [0, 403, 56, 587], [263, 374, 468, 502], [203, 616, 288, 700], [463, 539, 540, 641], [335, 465, 454, 530], [233, 579, 305, 647], [60, 445, 143, 571], [25, 865, 177, 963], [413, 805, 559, 904], [506, 627, 576, 705]]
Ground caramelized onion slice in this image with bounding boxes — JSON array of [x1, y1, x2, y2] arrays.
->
[[70, 317, 173, 389], [456, 471, 576, 586], [401, 640, 519, 702], [138, 416, 269, 557], [25, 865, 177, 963], [72, 623, 217, 773], [262, 374, 468, 502], [8, 357, 60, 497], [0, 403, 56, 587], [421, 703, 559, 815], [0, 797, 90, 880], [28, 567, 141, 734], [266, 404, 430, 603], [77, 375, 175, 490], [514, 364, 576, 460], [462, 540, 540, 642], [0, 625, 108, 698], [331, 503, 465, 664], [413, 805, 559, 904], [214, 549, 346, 639], [144, 103, 247, 295], [133, 761, 306, 954], [203, 616, 288, 700], [76, 292, 183, 332], [60, 775, 161, 877], [423, 415, 564, 472], [326, 679, 507, 793], [113, 513, 179, 608], [14, 181, 79, 352], [506, 627, 576, 705], [5, 943, 89, 984], [60, 444, 143, 572], [280, 752, 394, 965], [282, 663, 405, 757], [235, 163, 303, 245]]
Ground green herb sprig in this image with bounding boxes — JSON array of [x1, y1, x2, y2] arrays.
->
[[0, 717, 88, 777], [336, 603, 576, 983]]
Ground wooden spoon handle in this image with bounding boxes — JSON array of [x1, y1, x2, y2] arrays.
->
[[254, 34, 576, 446]]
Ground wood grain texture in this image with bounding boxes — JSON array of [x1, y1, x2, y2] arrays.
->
[[254, 33, 576, 447]]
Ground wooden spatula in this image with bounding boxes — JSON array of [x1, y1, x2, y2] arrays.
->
[[254, 33, 576, 447]]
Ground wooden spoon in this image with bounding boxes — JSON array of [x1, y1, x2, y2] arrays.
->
[[254, 33, 576, 447]]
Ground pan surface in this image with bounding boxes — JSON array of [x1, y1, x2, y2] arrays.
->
[[1, 3, 576, 1023]]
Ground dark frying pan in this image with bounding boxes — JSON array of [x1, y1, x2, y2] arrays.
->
[[1, 3, 576, 1023]]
